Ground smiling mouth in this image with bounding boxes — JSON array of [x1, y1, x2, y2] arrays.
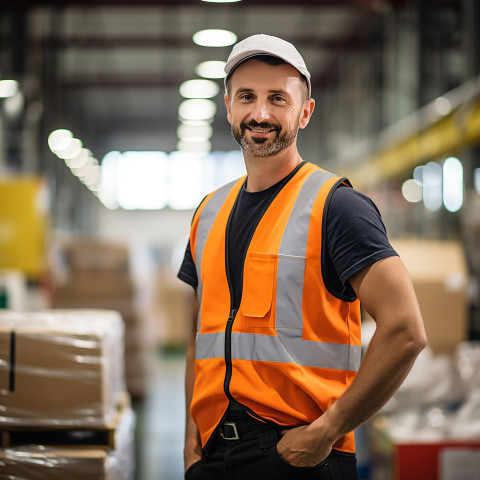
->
[[247, 127, 275, 134]]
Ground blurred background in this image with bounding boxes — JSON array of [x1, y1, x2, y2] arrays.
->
[[1, 0, 480, 479]]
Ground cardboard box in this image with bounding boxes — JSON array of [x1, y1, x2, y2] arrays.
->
[[0, 406, 136, 480], [56, 270, 135, 300], [391, 239, 468, 353], [63, 240, 130, 272], [0, 310, 125, 427], [152, 270, 193, 347]]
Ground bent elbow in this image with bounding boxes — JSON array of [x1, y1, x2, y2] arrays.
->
[[406, 320, 428, 357]]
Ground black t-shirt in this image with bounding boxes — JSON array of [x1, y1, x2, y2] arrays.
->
[[177, 173, 397, 305]]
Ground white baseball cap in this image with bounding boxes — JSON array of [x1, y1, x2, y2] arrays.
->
[[224, 34, 311, 97]]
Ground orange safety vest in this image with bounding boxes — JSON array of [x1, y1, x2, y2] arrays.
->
[[189, 162, 361, 453]]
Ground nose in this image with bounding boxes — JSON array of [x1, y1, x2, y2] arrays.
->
[[250, 98, 271, 123]]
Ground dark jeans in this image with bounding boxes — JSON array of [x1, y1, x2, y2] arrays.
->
[[186, 412, 358, 480]]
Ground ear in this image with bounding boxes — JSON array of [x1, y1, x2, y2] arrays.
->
[[299, 98, 315, 130], [224, 94, 232, 125]]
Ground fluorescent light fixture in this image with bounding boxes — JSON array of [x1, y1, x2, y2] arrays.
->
[[3, 91, 24, 117], [81, 164, 102, 191], [0, 79, 19, 98], [202, 0, 242, 3], [401, 179, 422, 203], [475, 168, 480, 194], [434, 97, 452, 116], [177, 123, 213, 141], [71, 155, 97, 179], [56, 138, 83, 160], [179, 98, 216, 121], [413, 165, 424, 186], [195, 61, 227, 79], [442, 157, 463, 212], [179, 79, 220, 99], [423, 161, 442, 212], [177, 139, 211, 154], [48, 129, 73, 152], [65, 148, 92, 169], [193, 29, 237, 47]]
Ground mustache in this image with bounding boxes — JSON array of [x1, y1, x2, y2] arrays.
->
[[241, 120, 281, 133]]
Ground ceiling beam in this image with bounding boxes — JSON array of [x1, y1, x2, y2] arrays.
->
[[32, 35, 368, 51], [8, 0, 386, 9]]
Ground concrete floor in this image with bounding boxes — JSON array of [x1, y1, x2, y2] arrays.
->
[[133, 350, 186, 480]]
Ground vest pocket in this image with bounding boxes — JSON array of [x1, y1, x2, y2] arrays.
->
[[242, 252, 276, 328]]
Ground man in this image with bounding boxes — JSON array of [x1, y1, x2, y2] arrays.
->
[[178, 34, 426, 479]]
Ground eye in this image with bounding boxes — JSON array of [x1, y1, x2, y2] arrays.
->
[[239, 93, 254, 101], [271, 95, 286, 102]]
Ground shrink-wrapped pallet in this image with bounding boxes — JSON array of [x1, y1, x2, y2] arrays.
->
[[0, 405, 136, 480], [0, 309, 125, 427]]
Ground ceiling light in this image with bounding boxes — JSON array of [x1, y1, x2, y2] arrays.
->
[[202, 0, 242, 3], [423, 161, 442, 212], [0, 79, 19, 98], [193, 29, 237, 47], [55, 138, 83, 160], [401, 179, 422, 203], [177, 123, 213, 141], [48, 129, 73, 152], [3, 91, 24, 117], [177, 139, 211, 154], [435, 97, 452, 116], [179, 99, 217, 121], [195, 61, 227, 79], [71, 155, 97, 179], [65, 148, 92, 169], [181, 118, 214, 126], [179, 79, 220, 99], [443, 157, 463, 212]]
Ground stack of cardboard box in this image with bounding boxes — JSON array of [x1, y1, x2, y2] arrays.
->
[[0, 309, 135, 479], [53, 240, 154, 397]]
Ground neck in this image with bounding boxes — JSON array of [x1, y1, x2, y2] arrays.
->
[[243, 145, 303, 192]]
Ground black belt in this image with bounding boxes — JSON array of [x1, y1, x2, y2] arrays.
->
[[218, 411, 281, 441]]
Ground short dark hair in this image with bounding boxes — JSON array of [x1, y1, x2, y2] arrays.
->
[[225, 54, 309, 102]]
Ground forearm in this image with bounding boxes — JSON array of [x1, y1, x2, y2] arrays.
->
[[313, 256, 427, 445], [310, 319, 425, 445]]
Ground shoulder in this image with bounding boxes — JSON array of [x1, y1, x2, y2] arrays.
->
[[329, 184, 382, 217]]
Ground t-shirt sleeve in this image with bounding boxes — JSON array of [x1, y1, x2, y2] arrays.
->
[[324, 185, 398, 300], [177, 241, 198, 289]]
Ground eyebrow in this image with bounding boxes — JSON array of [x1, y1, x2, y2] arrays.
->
[[234, 87, 290, 97]]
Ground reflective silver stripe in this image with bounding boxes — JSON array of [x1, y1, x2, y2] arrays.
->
[[276, 170, 336, 331], [195, 331, 225, 359], [230, 332, 361, 371], [194, 179, 239, 331], [195, 331, 360, 370]]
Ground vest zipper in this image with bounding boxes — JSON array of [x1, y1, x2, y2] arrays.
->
[[223, 307, 237, 404], [202, 162, 307, 454]]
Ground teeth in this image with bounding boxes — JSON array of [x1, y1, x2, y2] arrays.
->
[[250, 128, 271, 132]]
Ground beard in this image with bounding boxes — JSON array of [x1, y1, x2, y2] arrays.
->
[[231, 119, 299, 157]]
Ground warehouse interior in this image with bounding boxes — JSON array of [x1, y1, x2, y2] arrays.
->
[[1, 0, 480, 478]]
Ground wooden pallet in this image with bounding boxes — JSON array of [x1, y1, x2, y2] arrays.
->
[[0, 391, 130, 449]]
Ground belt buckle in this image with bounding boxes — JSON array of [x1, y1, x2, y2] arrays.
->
[[221, 421, 240, 440]]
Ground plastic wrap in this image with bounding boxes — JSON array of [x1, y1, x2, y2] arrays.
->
[[378, 342, 480, 441], [0, 406, 135, 480], [0, 309, 125, 427]]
